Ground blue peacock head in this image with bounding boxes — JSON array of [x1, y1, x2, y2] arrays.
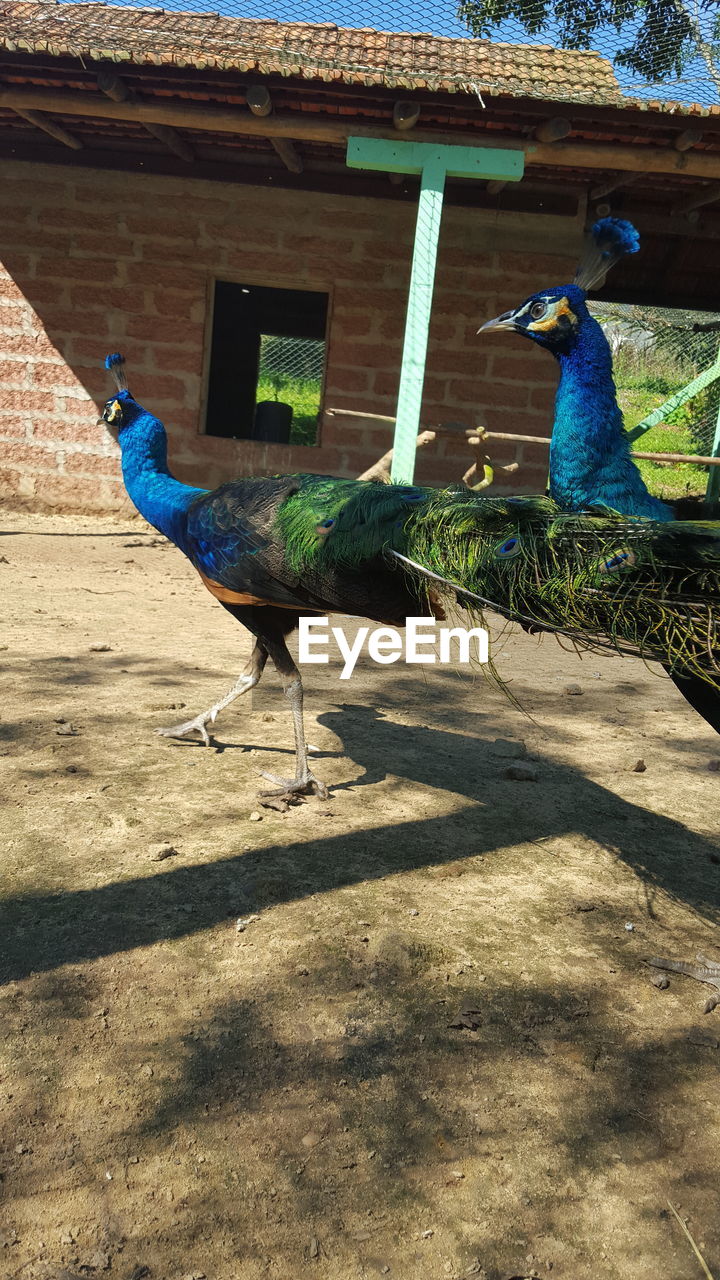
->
[[479, 218, 639, 356], [99, 353, 132, 432]]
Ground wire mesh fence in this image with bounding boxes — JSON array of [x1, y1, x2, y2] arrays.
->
[[89, 0, 720, 110], [589, 301, 720, 501], [257, 335, 325, 446]]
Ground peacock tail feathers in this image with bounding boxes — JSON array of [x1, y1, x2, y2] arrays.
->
[[275, 477, 720, 690]]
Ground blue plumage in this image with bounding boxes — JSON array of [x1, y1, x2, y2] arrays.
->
[[480, 224, 673, 521], [591, 217, 640, 257]]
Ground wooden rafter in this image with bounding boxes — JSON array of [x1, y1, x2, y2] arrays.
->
[[96, 69, 194, 162], [1, 88, 720, 182], [488, 116, 571, 194], [590, 129, 704, 201], [12, 107, 81, 150], [246, 83, 303, 174]]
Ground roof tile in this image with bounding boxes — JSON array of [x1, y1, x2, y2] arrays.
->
[[0, 0, 621, 104]]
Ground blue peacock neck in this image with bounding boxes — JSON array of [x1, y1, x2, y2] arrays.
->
[[549, 317, 673, 520], [115, 393, 206, 548]]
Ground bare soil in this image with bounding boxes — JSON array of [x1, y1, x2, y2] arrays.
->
[[1, 507, 720, 1280]]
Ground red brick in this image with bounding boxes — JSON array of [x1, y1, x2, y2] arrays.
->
[[0, 440, 58, 467], [530, 386, 556, 411], [35, 256, 121, 282], [64, 451, 120, 477], [521, 441, 552, 466], [330, 341, 399, 369], [146, 344, 204, 376], [0, 360, 26, 382], [125, 316, 203, 346], [37, 473, 104, 507], [283, 234, 356, 259], [325, 367, 369, 395], [1, 332, 61, 357], [0, 305, 24, 327], [39, 307, 111, 338], [0, 389, 58, 413], [130, 373, 190, 403], [333, 310, 375, 338], [221, 251, 302, 278], [125, 263, 205, 290], [3, 178, 67, 204], [431, 351, 489, 378], [152, 291, 202, 321], [39, 209, 121, 234], [489, 353, 537, 380], [33, 417, 107, 444], [31, 363, 86, 391], [71, 233, 136, 258], [125, 214, 200, 240], [0, 465, 21, 491], [0, 413, 29, 437], [69, 285, 148, 314]]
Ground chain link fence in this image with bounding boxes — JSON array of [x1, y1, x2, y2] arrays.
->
[[589, 301, 720, 501], [257, 335, 325, 446], [92, 0, 720, 110]]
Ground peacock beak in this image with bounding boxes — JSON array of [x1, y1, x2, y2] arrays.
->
[[478, 310, 518, 334]]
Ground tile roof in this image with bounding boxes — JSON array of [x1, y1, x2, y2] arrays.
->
[[0, 1, 622, 105]]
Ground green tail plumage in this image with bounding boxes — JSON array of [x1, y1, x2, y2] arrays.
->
[[276, 478, 720, 691]]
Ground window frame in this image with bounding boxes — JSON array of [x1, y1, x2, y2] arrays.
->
[[200, 272, 333, 448]]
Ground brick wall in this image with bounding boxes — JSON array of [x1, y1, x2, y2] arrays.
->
[[0, 160, 581, 511]]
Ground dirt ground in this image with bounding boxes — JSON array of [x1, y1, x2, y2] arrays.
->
[[2, 505, 720, 1280]]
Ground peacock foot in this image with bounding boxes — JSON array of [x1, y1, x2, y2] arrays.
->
[[259, 770, 329, 804], [156, 710, 216, 747]]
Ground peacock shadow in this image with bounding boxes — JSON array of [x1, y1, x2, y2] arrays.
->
[[316, 701, 720, 922]]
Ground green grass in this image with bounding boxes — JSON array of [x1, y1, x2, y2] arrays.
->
[[256, 376, 321, 447], [617, 376, 708, 501]]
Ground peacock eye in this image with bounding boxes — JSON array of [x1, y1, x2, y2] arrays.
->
[[530, 301, 547, 320]]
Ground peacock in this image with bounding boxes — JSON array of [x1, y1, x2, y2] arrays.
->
[[480, 217, 676, 520], [480, 216, 720, 729], [100, 353, 720, 803]]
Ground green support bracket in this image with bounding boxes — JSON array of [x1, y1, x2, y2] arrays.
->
[[347, 136, 524, 484]]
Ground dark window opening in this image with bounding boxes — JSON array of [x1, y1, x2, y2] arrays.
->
[[205, 281, 328, 446]]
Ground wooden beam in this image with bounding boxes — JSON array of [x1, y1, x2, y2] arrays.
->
[[672, 184, 720, 216], [97, 69, 194, 163], [13, 108, 81, 150], [246, 83, 303, 173], [144, 122, 194, 164], [393, 101, 421, 132], [3, 88, 720, 180], [675, 128, 704, 152], [590, 132, 703, 200], [269, 135, 303, 174], [486, 179, 507, 195], [246, 85, 273, 118], [534, 116, 571, 143], [590, 173, 644, 200]]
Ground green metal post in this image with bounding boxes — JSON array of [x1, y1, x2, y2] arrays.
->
[[346, 137, 524, 484], [392, 157, 446, 484]]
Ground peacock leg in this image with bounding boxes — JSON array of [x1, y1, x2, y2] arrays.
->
[[156, 642, 268, 746], [259, 673, 329, 801]]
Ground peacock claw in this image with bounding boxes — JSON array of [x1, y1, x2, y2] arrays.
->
[[259, 770, 329, 802], [156, 713, 214, 746]]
